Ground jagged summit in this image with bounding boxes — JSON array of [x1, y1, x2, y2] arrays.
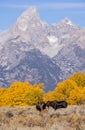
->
[[52, 17, 75, 27], [61, 17, 74, 26], [24, 6, 38, 14], [18, 6, 39, 19], [12, 6, 41, 32], [11, 7, 78, 34]]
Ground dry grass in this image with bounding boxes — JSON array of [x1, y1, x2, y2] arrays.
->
[[0, 105, 85, 130]]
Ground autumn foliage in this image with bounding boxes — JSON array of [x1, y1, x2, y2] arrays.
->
[[43, 71, 85, 105], [0, 81, 44, 106], [0, 71, 85, 106]]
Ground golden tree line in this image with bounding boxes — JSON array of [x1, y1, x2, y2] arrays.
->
[[0, 71, 85, 106]]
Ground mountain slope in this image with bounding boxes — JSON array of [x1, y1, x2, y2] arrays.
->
[[0, 49, 61, 91]]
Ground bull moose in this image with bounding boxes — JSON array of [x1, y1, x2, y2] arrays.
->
[[46, 100, 68, 110]]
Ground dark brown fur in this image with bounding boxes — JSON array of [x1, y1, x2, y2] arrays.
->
[[36, 101, 46, 112]]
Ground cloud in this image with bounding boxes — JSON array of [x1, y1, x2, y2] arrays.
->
[[0, 2, 85, 9], [38, 2, 85, 9], [0, 4, 29, 8]]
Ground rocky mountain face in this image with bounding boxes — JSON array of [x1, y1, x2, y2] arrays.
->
[[0, 49, 61, 91], [0, 7, 85, 91]]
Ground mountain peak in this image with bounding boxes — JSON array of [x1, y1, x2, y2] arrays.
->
[[62, 17, 74, 26], [52, 17, 75, 27], [14, 6, 40, 32], [21, 6, 38, 16], [64, 17, 71, 21], [62, 17, 73, 25]]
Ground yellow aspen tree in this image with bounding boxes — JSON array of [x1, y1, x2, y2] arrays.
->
[[68, 87, 85, 105], [53, 79, 77, 102]]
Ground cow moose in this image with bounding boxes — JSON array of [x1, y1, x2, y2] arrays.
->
[[36, 101, 46, 112]]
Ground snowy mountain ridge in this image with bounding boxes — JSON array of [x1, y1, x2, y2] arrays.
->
[[0, 7, 85, 91]]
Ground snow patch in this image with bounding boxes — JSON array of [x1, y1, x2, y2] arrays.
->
[[47, 36, 58, 44], [39, 35, 64, 57], [66, 20, 74, 26]]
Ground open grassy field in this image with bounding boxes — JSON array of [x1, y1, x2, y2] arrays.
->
[[0, 105, 85, 130]]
